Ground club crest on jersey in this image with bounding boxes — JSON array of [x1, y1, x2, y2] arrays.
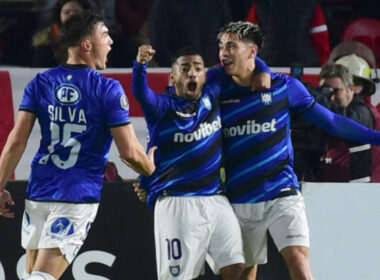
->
[[201, 97, 211, 110], [261, 92, 273, 106], [120, 95, 129, 110], [51, 217, 74, 236], [55, 84, 81, 105], [169, 265, 180, 277]]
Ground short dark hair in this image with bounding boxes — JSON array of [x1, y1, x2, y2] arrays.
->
[[60, 10, 103, 47], [217, 21, 264, 50], [170, 46, 203, 67], [320, 63, 353, 88], [53, 0, 98, 26]]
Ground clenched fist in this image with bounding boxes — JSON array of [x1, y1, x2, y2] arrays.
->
[[137, 45, 156, 64]]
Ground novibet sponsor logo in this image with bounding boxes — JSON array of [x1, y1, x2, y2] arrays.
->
[[223, 119, 277, 137], [174, 116, 221, 143]]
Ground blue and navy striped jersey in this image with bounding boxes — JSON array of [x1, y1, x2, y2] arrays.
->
[[19, 65, 130, 203], [216, 71, 314, 203], [133, 62, 223, 209]]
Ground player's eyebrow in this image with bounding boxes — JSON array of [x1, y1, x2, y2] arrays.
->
[[179, 61, 202, 66]]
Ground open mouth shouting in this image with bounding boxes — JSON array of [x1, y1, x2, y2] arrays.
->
[[187, 81, 197, 92], [183, 80, 201, 100], [221, 59, 234, 72]]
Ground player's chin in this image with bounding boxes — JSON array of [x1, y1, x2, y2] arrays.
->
[[185, 90, 201, 100], [222, 62, 235, 75]]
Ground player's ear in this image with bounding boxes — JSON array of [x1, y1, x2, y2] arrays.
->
[[81, 39, 92, 52], [169, 72, 175, 85], [249, 43, 258, 58]]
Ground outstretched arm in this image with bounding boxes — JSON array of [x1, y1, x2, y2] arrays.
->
[[302, 102, 380, 145], [0, 111, 36, 218]]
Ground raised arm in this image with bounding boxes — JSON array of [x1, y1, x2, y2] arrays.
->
[[132, 45, 161, 119], [0, 111, 36, 218], [111, 123, 155, 176], [302, 102, 380, 145]]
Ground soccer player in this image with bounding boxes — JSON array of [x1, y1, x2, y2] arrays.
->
[[133, 44, 249, 280], [209, 21, 380, 280], [0, 11, 155, 280]]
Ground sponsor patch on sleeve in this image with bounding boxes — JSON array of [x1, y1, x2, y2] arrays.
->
[[120, 95, 129, 110]]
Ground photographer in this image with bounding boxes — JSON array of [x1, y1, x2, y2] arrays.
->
[[318, 63, 374, 182]]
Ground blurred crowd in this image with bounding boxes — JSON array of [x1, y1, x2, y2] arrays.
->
[[0, 0, 380, 183], [0, 0, 378, 68]]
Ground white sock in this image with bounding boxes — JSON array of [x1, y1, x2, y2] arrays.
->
[[27, 271, 57, 280], [21, 270, 30, 280]]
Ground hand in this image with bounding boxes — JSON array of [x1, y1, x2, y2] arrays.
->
[[133, 182, 147, 202], [0, 190, 15, 218], [252, 72, 271, 91], [137, 45, 156, 64]]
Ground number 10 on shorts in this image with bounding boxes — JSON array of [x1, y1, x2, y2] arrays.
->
[[165, 238, 182, 260]]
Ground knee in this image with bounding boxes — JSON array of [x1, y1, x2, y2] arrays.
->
[[26, 250, 38, 273], [281, 246, 313, 280], [242, 265, 258, 280], [220, 262, 245, 280], [285, 249, 308, 268]]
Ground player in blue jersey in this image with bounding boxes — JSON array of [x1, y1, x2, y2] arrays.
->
[[208, 21, 380, 280], [0, 11, 155, 280], [132, 44, 247, 280]]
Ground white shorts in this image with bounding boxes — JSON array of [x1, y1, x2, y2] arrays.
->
[[154, 195, 244, 280], [21, 200, 99, 263], [232, 192, 309, 266]]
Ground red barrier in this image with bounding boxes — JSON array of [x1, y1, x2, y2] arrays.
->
[[0, 71, 14, 178]]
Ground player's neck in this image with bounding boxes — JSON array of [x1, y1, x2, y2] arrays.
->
[[66, 48, 95, 69], [231, 60, 256, 87]]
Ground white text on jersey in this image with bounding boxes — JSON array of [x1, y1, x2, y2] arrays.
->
[[48, 105, 87, 124], [174, 116, 221, 143], [223, 119, 276, 137]]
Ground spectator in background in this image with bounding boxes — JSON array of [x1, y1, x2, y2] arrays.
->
[[321, 41, 380, 182], [32, 0, 97, 67], [246, 0, 330, 66], [115, 0, 153, 46], [148, 0, 231, 67], [319, 63, 377, 182]]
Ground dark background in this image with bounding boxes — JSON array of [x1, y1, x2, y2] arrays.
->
[[0, 181, 290, 280]]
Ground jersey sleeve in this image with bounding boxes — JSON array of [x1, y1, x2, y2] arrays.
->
[[132, 60, 165, 122], [19, 77, 38, 112], [302, 102, 380, 145], [287, 76, 315, 113], [255, 56, 271, 74], [104, 80, 131, 127]]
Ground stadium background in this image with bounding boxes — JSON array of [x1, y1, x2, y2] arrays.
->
[[0, 67, 380, 279]]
